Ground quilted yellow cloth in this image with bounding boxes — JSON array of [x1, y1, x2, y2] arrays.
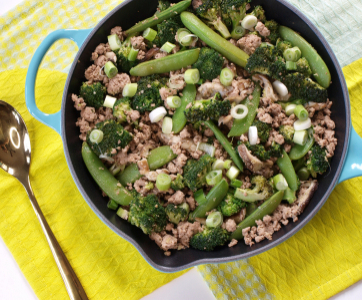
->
[[198, 58, 362, 300]]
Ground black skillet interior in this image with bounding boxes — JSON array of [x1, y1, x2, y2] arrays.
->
[[62, 0, 349, 272]]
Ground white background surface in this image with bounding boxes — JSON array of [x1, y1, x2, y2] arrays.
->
[[0, 0, 361, 299]]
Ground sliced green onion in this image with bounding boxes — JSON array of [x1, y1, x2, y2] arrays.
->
[[198, 142, 216, 157], [272, 80, 288, 97], [109, 163, 124, 176], [104, 61, 118, 78], [184, 69, 200, 84], [294, 104, 309, 121], [107, 34, 122, 51], [162, 117, 173, 134], [230, 179, 243, 188], [143, 27, 157, 42], [103, 95, 117, 108], [149, 106, 167, 123], [194, 189, 207, 205], [107, 199, 119, 210], [160, 41, 176, 53], [283, 47, 302, 62], [206, 170, 223, 186], [167, 96, 182, 108], [220, 68, 234, 86], [206, 211, 223, 228], [297, 167, 310, 181], [128, 47, 139, 61], [294, 118, 312, 131], [156, 173, 172, 191], [285, 104, 297, 116], [213, 159, 225, 170], [116, 207, 129, 220], [177, 28, 198, 46], [293, 130, 308, 146], [226, 166, 240, 180], [273, 174, 288, 191], [122, 83, 138, 97], [231, 104, 248, 120], [223, 160, 232, 170], [231, 25, 246, 40], [89, 129, 104, 144], [286, 61, 297, 70], [248, 126, 258, 145], [242, 15, 258, 30]]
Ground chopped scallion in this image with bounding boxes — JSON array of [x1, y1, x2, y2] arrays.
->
[[107, 34, 122, 51], [206, 211, 223, 228], [293, 130, 308, 145], [89, 129, 104, 144], [167, 96, 182, 108], [226, 166, 240, 180], [213, 159, 225, 170], [107, 199, 119, 210], [122, 83, 138, 97], [128, 47, 139, 61], [285, 104, 297, 116], [184, 69, 200, 84], [160, 42, 176, 53], [143, 27, 157, 42], [156, 173, 172, 191], [272, 174, 288, 191], [162, 117, 173, 135], [206, 170, 223, 186], [104, 61, 118, 78], [220, 68, 234, 86], [103, 95, 117, 108]]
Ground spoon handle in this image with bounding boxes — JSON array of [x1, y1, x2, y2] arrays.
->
[[22, 176, 88, 300]]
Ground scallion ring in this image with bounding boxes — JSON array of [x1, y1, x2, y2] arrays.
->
[[122, 83, 138, 97], [206, 170, 223, 186], [156, 173, 172, 191], [220, 68, 234, 86], [167, 96, 182, 108], [226, 166, 240, 180], [184, 69, 200, 84], [104, 61, 118, 78], [89, 129, 104, 144], [149, 106, 167, 123], [143, 27, 157, 42], [162, 117, 173, 135], [231, 104, 248, 120], [206, 211, 223, 228]]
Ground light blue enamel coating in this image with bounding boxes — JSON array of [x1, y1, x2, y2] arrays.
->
[[338, 125, 362, 183], [25, 29, 92, 135]]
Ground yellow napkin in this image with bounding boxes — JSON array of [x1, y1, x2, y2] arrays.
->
[[0, 68, 187, 300], [198, 58, 362, 300]]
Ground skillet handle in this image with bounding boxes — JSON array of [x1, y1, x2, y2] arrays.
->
[[338, 126, 362, 183], [25, 29, 92, 135]]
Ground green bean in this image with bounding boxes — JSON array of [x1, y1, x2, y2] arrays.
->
[[172, 84, 197, 133], [297, 167, 310, 181], [289, 131, 315, 160], [125, 0, 192, 35], [231, 191, 284, 240], [283, 187, 297, 204], [189, 179, 229, 219], [180, 12, 249, 67], [279, 26, 331, 88], [81, 142, 133, 205], [276, 150, 300, 192], [129, 48, 200, 76], [204, 120, 244, 171], [116, 163, 141, 186], [294, 104, 308, 121], [147, 145, 177, 170], [107, 199, 119, 210], [228, 83, 261, 137]]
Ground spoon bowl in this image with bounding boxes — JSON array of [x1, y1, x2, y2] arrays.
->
[[0, 100, 88, 300]]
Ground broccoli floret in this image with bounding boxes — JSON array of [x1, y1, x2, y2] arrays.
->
[[195, 0, 231, 38], [113, 97, 132, 123], [128, 193, 167, 234], [184, 93, 231, 123], [153, 17, 182, 47], [218, 193, 247, 217], [131, 74, 168, 113], [306, 145, 329, 177], [252, 120, 271, 143], [245, 142, 270, 161], [268, 141, 282, 158], [279, 125, 295, 143], [234, 175, 273, 201], [157, 0, 170, 12], [192, 47, 224, 81], [265, 20, 280, 44], [183, 154, 215, 191], [79, 82, 106, 109], [190, 227, 230, 251], [165, 202, 190, 224], [296, 57, 313, 77], [221, 0, 251, 37], [276, 38, 292, 53], [282, 72, 328, 103], [250, 5, 266, 22], [171, 174, 185, 191], [86, 120, 132, 156], [116, 44, 138, 73]]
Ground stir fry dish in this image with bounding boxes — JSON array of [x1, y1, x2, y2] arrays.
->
[[73, 0, 337, 255]]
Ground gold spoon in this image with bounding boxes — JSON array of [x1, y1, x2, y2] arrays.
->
[[0, 100, 88, 300]]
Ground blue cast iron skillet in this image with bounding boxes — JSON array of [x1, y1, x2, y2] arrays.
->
[[25, 0, 362, 272]]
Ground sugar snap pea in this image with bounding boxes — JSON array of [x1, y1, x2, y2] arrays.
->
[[81, 142, 133, 205], [125, 0, 192, 35], [231, 191, 284, 240], [189, 179, 229, 220], [172, 84, 197, 133], [289, 131, 314, 160], [116, 163, 141, 186], [130, 48, 200, 76], [147, 145, 177, 170], [180, 12, 249, 67], [276, 150, 300, 192], [204, 120, 244, 171], [279, 26, 331, 88], [228, 83, 261, 137]]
